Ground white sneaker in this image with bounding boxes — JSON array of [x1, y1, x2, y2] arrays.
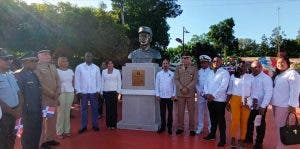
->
[[196, 129, 203, 134]]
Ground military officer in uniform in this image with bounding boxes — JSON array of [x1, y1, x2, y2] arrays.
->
[[15, 54, 42, 149], [0, 49, 22, 149], [34, 50, 61, 149], [174, 52, 198, 136]]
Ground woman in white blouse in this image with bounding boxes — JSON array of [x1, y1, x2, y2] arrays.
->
[[271, 57, 300, 148], [56, 57, 75, 138], [226, 61, 254, 147], [101, 60, 121, 129]]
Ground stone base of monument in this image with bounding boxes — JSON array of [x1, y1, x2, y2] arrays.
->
[[117, 63, 160, 131]]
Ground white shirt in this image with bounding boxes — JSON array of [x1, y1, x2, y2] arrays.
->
[[227, 74, 254, 101], [57, 69, 74, 93], [155, 69, 176, 98], [74, 63, 101, 94], [101, 68, 122, 93], [196, 67, 214, 102], [250, 72, 273, 109], [271, 69, 300, 108], [206, 67, 230, 102]]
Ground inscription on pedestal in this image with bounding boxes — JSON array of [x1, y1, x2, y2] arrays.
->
[[132, 70, 145, 86]]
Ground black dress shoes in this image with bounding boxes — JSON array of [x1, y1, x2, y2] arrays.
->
[[203, 134, 216, 141], [48, 140, 60, 146], [93, 127, 100, 131], [175, 129, 184, 135], [41, 142, 51, 149], [78, 127, 87, 134], [190, 131, 196, 136], [157, 128, 165, 133], [217, 141, 226, 147]]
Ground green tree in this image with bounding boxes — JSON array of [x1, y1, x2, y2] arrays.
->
[[237, 38, 258, 57], [280, 39, 300, 58], [296, 28, 300, 45], [269, 26, 286, 56], [258, 34, 271, 56], [207, 18, 238, 57], [111, 0, 182, 50], [165, 34, 217, 64], [0, 0, 130, 67]]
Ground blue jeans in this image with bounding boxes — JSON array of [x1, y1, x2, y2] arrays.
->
[[80, 93, 99, 129]]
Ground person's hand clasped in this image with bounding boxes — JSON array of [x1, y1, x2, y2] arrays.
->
[[155, 96, 160, 101], [252, 98, 258, 109], [180, 87, 189, 95], [206, 94, 215, 102]]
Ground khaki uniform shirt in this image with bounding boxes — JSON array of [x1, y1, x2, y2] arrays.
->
[[174, 64, 198, 98], [34, 63, 60, 106]]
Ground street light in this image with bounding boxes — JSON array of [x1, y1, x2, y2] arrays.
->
[[175, 26, 189, 51], [175, 38, 182, 44]]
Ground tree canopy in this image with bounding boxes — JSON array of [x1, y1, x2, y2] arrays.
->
[[165, 18, 300, 64], [111, 0, 182, 50], [0, 0, 183, 68]]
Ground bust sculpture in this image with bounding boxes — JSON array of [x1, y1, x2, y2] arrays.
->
[[128, 26, 161, 63]]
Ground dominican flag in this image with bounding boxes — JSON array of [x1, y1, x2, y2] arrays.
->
[[14, 118, 23, 138], [42, 106, 56, 118], [259, 57, 277, 77]]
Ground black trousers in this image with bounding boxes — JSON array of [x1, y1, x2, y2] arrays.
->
[[103, 91, 118, 128], [159, 98, 173, 130], [207, 101, 226, 143], [21, 111, 42, 149], [0, 113, 16, 149], [245, 109, 267, 144], [98, 94, 104, 116]]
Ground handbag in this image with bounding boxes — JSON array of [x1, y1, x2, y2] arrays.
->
[[280, 112, 300, 145]]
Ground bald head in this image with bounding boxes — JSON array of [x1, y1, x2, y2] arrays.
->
[[251, 60, 262, 76], [212, 57, 222, 70], [85, 52, 93, 65]]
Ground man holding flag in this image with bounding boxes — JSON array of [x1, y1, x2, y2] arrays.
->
[[15, 54, 43, 149], [34, 50, 61, 149]]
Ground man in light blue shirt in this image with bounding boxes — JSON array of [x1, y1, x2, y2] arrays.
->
[[0, 48, 22, 149]]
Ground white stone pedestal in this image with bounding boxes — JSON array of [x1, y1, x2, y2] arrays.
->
[[117, 63, 160, 131]]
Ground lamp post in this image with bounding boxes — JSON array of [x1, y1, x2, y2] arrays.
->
[[175, 26, 189, 51]]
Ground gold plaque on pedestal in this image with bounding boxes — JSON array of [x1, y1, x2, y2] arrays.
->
[[132, 70, 145, 86]]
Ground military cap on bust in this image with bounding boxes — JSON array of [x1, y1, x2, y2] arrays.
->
[[138, 26, 153, 36]]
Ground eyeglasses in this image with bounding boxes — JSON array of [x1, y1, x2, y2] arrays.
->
[[212, 60, 218, 63]]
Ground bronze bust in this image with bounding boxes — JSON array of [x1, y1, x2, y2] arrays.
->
[[128, 26, 161, 63]]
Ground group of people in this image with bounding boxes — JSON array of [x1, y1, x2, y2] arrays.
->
[[0, 49, 121, 149], [155, 52, 300, 149], [1, 47, 300, 149]]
